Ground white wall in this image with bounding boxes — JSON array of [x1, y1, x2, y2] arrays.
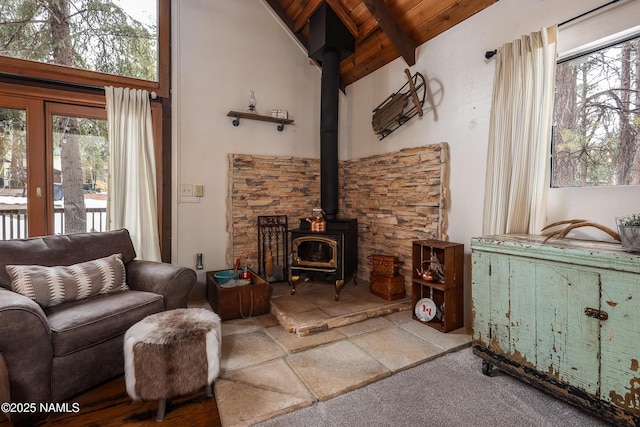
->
[[171, 0, 321, 287]]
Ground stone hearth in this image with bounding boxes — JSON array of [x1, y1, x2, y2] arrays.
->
[[269, 281, 410, 336]]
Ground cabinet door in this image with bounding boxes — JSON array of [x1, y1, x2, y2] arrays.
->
[[472, 250, 490, 346], [472, 250, 511, 354], [600, 272, 640, 416], [509, 257, 538, 367], [534, 264, 601, 395]]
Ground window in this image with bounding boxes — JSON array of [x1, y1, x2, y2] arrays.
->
[[0, 0, 157, 81], [552, 34, 640, 187], [0, 0, 169, 97]]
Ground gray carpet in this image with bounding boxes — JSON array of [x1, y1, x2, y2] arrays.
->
[[255, 348, 612, 427]]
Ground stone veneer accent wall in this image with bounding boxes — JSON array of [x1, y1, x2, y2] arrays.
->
[[340, 143, 449, 292], [228, 143, 449, 295], [227, 154, 320, 267]]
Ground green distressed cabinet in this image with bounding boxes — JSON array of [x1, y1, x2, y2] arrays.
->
[[471, 235, 640, 426]]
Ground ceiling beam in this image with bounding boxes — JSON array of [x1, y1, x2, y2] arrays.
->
[[362, 0, 416, 65], [292, 0, 324, 33], [325, 0, 359, 37], [358, 15, 378, 40]]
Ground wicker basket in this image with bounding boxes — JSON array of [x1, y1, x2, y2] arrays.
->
[[370, 273, 405, 301], [369, 254, 402, 277]]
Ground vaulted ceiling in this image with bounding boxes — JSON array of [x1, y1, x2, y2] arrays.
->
[[265, 0, 499, 87]]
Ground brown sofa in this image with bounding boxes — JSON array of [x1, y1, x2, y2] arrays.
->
[[0, 229, 196, 426]]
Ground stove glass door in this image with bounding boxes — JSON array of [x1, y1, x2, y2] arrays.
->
[[292, 235, 338, 269]]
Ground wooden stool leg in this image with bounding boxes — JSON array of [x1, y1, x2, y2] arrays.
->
[[156, 399, 166, 422], [206, 383, 213, 397]]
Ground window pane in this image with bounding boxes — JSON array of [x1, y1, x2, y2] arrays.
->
[[0, 107, 28, 240], [52, 115, 108, 234], [0, 0, 158, 82], [552, 36, 640, 187]]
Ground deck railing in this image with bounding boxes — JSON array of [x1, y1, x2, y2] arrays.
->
[[0, 207, 107, 240]]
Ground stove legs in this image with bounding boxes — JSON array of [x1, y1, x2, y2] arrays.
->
[[335, 272, 356, 299], [289, 276, 344, 300], [335, 279, 344, 301], [289, 274, 300, 295], [288, 273, 356, 300]]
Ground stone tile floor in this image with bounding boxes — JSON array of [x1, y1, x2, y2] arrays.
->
[[195, 281, 471, 427]]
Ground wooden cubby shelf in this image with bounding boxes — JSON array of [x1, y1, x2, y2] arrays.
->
[[227, 110, 294, 131], [412, 240, 464, 333]]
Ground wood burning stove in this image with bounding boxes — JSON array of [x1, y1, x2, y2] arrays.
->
[[289, 218, 357, 301], [288, 4, 358, 301]]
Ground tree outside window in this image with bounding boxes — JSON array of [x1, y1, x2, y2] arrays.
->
[[552, 36, 640, 187], [0, 0, 158, 81]]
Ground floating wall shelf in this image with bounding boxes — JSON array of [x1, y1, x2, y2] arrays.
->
[[227, 111, 294, 131]]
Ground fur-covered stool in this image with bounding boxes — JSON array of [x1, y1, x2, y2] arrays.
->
[[124, 308, 221, 421]]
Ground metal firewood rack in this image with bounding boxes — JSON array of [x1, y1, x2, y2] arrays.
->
[[257, 215, 288, 282]]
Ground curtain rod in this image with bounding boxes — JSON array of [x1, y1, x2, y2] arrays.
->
[[557, 0, 621, 27], [484, 0, 622, 59], [0, 72, 160, 100]]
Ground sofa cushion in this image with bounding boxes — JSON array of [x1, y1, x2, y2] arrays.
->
[[0, 229, 137, 289], [6, 254, 128, 308], [45, 290, 164, 357]]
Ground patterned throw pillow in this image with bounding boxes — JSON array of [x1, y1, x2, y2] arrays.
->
[[6, 253, 129, 308]]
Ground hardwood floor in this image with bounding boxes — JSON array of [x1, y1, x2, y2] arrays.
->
[[0, 376, 221, 427]]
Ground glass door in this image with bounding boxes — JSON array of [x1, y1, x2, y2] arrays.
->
[[0, 95, 46, 239], [0, 92, 165, 260], [0, 105, 28, 239], [0, 95, 107, 240], [46, 103, 108, 235]]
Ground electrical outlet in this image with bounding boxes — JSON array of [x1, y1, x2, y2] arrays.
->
[[181, 184, 193, 197]]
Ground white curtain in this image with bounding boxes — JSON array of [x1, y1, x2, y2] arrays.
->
[[105, 86, 161, 261], [483, 26, 558, 236]]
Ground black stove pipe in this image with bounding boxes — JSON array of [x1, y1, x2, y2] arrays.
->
[[320, 48, 340, 220], [308, 3, 354, 221]]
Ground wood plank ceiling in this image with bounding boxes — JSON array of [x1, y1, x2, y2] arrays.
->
[[265, 0, 499, 88]]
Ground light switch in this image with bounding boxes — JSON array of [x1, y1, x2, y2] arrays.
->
[[181, 184, 193, 197], [194, 185, 204, 197]]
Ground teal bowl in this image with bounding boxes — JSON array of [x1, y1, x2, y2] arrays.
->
[[214, 269, 236, 284]]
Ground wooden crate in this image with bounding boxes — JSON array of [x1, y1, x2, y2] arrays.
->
[[370, 254, 401, 277], [206, 270, 271, 320], [412, 240, 464, 332], [370, 272, 405, 301]]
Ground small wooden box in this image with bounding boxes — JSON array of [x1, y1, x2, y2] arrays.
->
[[370, 254, 401, 277], [370, 273, 405, 301], [206, 270, 272, 320]]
